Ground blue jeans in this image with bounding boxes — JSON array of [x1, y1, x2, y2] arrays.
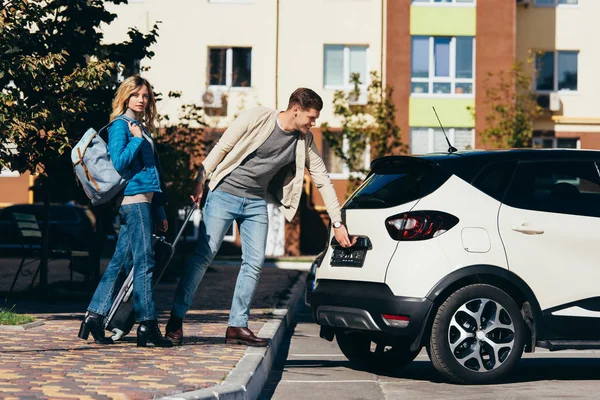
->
[[88, 202, 157, 322], [171, 190, 268, 327]]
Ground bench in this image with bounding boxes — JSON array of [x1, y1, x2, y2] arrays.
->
[[9, 213, 92, 292]]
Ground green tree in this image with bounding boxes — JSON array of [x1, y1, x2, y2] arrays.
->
[[468, 60, 545, 149], [155, 92, 215, 234], [0, 0, 159, 288], [321, 71, 406, 195]]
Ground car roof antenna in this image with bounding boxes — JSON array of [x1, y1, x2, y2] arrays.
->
[[432, 106, 458, 154]]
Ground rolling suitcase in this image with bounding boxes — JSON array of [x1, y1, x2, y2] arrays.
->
[[104, 203, 199, 341]]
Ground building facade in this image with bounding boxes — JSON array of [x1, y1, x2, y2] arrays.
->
[[1, 0, 597, 255]]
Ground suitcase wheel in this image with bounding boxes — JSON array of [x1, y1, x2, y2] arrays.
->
[[111, 328, 125, 341]]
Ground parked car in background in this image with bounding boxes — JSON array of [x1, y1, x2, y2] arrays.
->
[[0, 203, 96, 254], [311, 149, 600, 384]]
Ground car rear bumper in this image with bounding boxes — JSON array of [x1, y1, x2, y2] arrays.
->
[[311, 279, 433, 340]]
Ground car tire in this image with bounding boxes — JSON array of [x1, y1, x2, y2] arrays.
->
[[429, 284, 526, 384], [336, 331, 420, 372]]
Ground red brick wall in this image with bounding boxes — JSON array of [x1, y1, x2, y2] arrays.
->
[[475, 0, 517, 148], [386, 0, 411, 148], [557, 131, 600, 150]]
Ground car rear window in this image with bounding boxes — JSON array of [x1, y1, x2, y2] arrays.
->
[[344, 158, 452, 209]]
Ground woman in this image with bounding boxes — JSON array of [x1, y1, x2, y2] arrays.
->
[[78, 75, 172, 347]]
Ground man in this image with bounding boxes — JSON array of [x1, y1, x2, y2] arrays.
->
[[165, 88, 355, 347]]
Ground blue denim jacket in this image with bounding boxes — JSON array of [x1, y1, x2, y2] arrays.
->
[[108, 114, 167, 221]]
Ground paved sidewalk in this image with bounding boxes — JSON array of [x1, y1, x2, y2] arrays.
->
[[0, 258, 308, 399]]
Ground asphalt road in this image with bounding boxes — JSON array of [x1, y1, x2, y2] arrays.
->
[[261, 302, 600, 400]]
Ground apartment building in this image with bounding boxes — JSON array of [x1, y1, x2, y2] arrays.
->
[[517, 0, 600, 149], [1, 0, 597, 254], [100, 0, 384, 255], [387, 0, 597, 152]]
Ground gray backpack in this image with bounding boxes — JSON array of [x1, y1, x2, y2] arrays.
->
[[71, 117, 132, 206]]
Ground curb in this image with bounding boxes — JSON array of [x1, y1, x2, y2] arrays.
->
[[162, 273, 306, 400], [0, 320, 45, 331]]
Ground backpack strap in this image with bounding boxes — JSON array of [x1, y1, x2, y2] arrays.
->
[[97, 116, 129, 142], [77, 147, 101, 191]]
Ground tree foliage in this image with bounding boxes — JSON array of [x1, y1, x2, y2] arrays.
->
[[321, 71, 406, 194], [0, 0, 159, 197], [155, 92, 215, 217], [468, 60, 545, 149]]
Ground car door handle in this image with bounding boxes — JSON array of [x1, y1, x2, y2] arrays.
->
[[510, 224, 544, 235]]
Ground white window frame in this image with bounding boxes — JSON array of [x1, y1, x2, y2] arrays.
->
[[208, 47, 252, 91], [535, 50, 579, 94], [324, 137, 371, 180], [411, 36, 475, 98], [411, 0, 476, 6], [534, 0, 578, 7], [323, 45, 370, 92], [410, 127, 475, 154]]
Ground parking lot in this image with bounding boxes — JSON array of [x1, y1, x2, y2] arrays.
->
[[262, 303, 600, 400]]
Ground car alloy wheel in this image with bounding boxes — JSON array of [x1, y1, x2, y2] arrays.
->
[[448, 298, 515, 372], [429, 284, 526, 384]]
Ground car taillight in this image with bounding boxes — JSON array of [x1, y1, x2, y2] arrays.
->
[[385, 211, 458, 241]]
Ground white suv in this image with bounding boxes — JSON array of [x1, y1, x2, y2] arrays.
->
[[311, 150, 600, 384]]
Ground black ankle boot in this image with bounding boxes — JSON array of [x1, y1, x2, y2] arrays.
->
[[137, 320, 173, 348], [78, 311, 114, 345]]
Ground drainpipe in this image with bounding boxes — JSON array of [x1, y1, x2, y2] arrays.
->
[[381, 0, 385, 83], [275, 0, 280, 109]]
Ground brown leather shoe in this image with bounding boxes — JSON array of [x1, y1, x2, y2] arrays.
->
[[164, 316, 184, 345], [165, 327, 183, 345], [225, 327, 269, 347]]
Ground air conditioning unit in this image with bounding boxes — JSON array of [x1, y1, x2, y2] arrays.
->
[[201, 89, 224, 108], [549, 92, 561, 112]]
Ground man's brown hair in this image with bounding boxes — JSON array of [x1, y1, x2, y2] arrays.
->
[[287, 88, 323, 111]]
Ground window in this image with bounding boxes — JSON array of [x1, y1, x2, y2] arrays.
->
[[536, 51, 578, 92], [534, 0, 578, 6], [472, 161, 518, 202], [322, 137, 370, 179], [111, 60, 140, 85], [412, 0, 475, 3], [504, 161, 600, 218], [411, 36, 474, 95], [410, 128, 474, 154], [324, 45, 368, 88], [344, 160, 452, 210], [533, 133, 579, 149], [208, 47, 252, 88]]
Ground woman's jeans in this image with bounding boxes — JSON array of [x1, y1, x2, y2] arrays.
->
[[88, 202, 157, 322], [171, 190, 268, 327]]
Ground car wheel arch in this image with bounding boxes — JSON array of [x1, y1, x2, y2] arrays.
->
[[416, 264, 543, 350]]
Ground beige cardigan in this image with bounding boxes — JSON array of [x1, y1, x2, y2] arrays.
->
[[202, 107, 342, 223]]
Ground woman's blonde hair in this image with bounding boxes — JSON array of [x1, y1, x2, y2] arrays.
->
[[110, 75, 157, 130]]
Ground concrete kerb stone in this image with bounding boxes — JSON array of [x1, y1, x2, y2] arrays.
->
[[161, 271, 306, 400], [0, 320, 45, 331]]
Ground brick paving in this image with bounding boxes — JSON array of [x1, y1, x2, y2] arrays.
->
[[0, 258, 304, 399]]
